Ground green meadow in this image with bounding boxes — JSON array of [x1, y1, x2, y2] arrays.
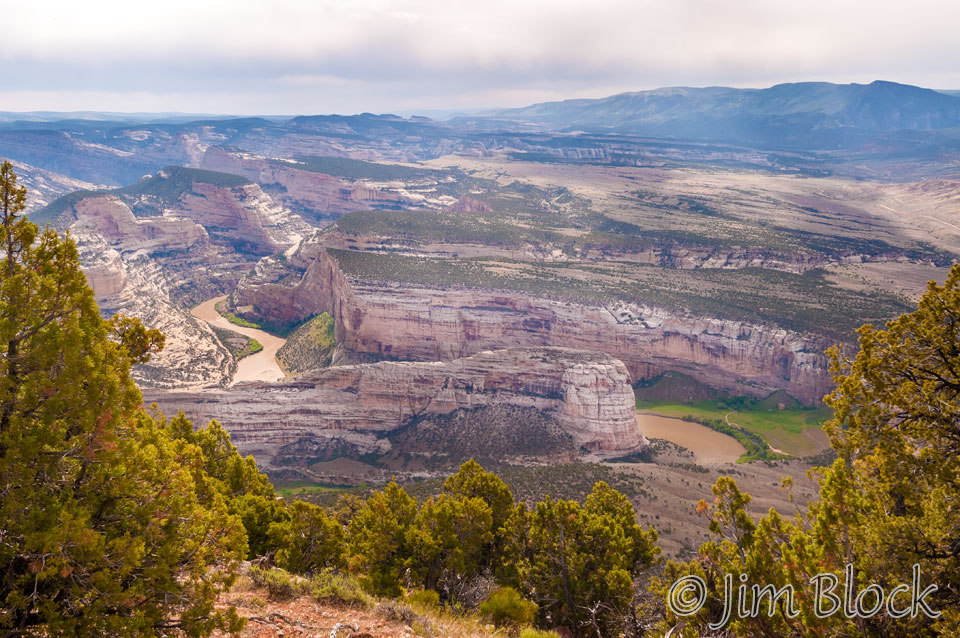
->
[[274, 482, 355, 499], [636, 398, 833, 457]]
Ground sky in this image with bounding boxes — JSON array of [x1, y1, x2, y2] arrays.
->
[[1, 0, 959, 116]]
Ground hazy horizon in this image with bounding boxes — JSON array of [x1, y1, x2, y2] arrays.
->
[[2, 0, 959, 115], [2, 80, 958, 124]]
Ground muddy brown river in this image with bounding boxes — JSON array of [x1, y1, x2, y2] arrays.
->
[[192, 295, 286, 385], [636, 412, 746, 464]]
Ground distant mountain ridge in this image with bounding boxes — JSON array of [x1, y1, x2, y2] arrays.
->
[[471, 81, 960, 149], [3, 81, 960, 187]]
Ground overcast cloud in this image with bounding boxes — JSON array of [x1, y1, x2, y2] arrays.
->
[[1, 0, 958, 115]]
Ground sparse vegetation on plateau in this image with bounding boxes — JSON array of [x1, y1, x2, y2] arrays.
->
[[292, 156, 445, 181], [328, 248, 912, 340], [276, 312, 336, 374]]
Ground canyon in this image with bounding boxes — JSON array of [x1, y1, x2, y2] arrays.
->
[[3, 83, 958, 579], [144, 347, 644, 476], [235, 242, 833, 404], [13, 93, 958, 477], [199, 147, 452, 223], [39, 167, 309, 388]]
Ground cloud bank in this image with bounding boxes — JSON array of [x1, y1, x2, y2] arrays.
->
[[1, 0, 958, 114]]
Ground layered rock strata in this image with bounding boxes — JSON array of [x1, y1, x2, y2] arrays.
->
[[201, 148, 421, 221], [235, 244, 832, 405], [144, 347, 644, 468], [314, 230, 882, 274], [47, 170, 309, 388]]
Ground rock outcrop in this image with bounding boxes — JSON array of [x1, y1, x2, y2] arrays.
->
[[11, 159, 104, 213], [75, 229, 236, 389], [144, 347, 644, 468], [201, 148, 415, 222], [174, 181, 299, 254], [40, 167, 311, 388], [309, 229, 862, 274], [77, 236, 127, 299], [236, 243, 833, 404], [71, 195, 208, 253]]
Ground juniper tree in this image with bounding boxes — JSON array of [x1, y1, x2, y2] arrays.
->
[[649, 265, 960, 637], [0, 161, 245, 636]]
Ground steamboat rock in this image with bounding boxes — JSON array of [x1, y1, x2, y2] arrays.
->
[[236, 244, 832, 404], [144, 347, 644, 468]]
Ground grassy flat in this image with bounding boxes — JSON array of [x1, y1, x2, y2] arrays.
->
[[274, 482, 354, 499]]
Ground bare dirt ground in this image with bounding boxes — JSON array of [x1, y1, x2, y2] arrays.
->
[[214, 579, 498, 638], [824, 261, 953, 301], [610, 456, 821, 557], [192, 295, 287, 384]]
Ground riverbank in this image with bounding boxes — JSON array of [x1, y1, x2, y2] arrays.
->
[[192, 295, 287, 384], [636, 412, 746, 464]]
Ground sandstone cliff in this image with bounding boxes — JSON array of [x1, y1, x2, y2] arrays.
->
[[76, 230, 236, 389], [311, 228, 872, 274], [201, 147, 430, 223], [71, 195, 208, 253], [235, 240, 833, 404], [144, 347, 644, 470], [41, 167, 311, 388]]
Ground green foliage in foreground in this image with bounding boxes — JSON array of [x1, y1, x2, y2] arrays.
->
[[8, 160, 659, 637], [268, 500, 345, 574], [480, 587, 538, 628], [303, 459, 657, 635], [406, 588, 441, 609], [651, 265, 960, 637], [0, 161, 246, 636], [9, 161, 960, 637], [246, 566, 369, 608]]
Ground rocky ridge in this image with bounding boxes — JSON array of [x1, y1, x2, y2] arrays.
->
[[9, 159, 104, 212], [235, 238, 833, 404], [144, 347, 644, 473], [314, 228, 892, 275], [41, 168, 309, 387], [201, 147, 455, 223]]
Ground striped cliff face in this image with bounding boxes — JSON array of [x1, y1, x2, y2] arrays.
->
[[236, 244, 834, 406], [143, 346, 644, 474]]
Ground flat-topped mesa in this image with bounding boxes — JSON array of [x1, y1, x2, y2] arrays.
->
[[234, 244, 833, 405], [144, 347, 644, 468], [201, 147, 414, 222], [72, 195, 208, 254]]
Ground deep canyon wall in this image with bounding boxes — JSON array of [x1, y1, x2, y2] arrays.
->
[[144, 347, 643, 468], [236, 244, 833, 405]]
